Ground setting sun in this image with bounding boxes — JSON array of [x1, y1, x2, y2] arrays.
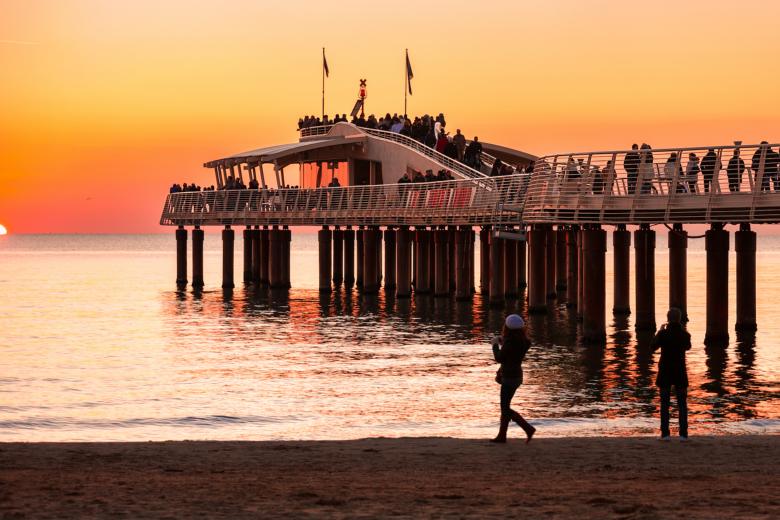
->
[[0, 224, 8, 235]]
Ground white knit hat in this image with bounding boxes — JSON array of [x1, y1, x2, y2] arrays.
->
[[505, 314, 525, 330]]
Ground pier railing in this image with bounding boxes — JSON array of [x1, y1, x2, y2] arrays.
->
[[523, 142, 780, 224], [161, 175, 528, 228], [300, 124, 488, 180]]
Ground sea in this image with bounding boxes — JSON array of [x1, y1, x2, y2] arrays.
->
[[1, 232, 778, 441]]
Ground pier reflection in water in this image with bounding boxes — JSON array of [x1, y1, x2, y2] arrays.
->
[[162, 282, 774, 439], [1, 234, 778, 441]]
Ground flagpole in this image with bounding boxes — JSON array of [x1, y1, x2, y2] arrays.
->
[[404, 49, 408, 118], [321, 47, 325, 119]]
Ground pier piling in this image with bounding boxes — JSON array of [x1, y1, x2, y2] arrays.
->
[[479, 228, 490, 295], [333, 228, 344, 288], [735, 224, 757, 332], [455, 228, 470, 300], [516, 234, 527, 290], [282, 226, 291, 288], [344, 227, 355, 288], [175, 227, 187, 286], [705, 224, 730, 345], [415, 228, 431, 294], [504, 230, 518, 298], [634, 225, 656, 331], [396, 227, 412, 298], [384, 228, 397, 291], [192, 227, 204, 289], [582, 227, 607, 342], [221, 226, 235, 289], [434, 229, 450, 297], [269, 227, 284, 289], [318, 226, 332, 293], [363, 227, 379, 294], [242, 227, 253, 283], [566, 226, 578, 308], [528, 225, 547, 313], [356, 227, 364, 289], [556, 226, 567, 296], [668, 224, 688, 321], [613, 225, 631, 315], [489, 231, 505, 306], [260, 227, 270, 285], [546, 226, 557, 299]]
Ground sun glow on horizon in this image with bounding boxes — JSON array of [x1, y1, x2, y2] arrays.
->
[[0, 225, 8, 235]]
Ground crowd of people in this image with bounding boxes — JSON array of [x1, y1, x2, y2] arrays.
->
[[546, 141, 780, 196], [297, 111, 496, 170], [169, 183, 215, 193]]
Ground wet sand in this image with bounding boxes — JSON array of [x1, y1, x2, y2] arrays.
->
[[1, 436, 778, 519]]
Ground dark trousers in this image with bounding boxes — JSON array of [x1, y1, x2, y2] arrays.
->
[[659, 385, 688, 437], [499, 378, 521, 418]]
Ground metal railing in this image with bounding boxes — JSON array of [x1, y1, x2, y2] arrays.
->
[[299, 124, 488, 180], [522, 142, 780, 224], [160, 175, 528, 228]]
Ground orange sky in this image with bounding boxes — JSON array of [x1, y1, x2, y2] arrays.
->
[[1, 0, 779, 233]]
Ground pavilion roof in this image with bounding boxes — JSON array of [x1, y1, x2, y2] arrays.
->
[[204, 135, 366, 168]]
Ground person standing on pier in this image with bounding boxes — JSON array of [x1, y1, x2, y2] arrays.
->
[[727, 149, 746, 192], [700, 148, 720, 193], [624, 144, 641, 194], [651, 308, 691, 440], [490, 314, 536, 444]]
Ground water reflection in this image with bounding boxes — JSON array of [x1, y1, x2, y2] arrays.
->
[[158, 285, 778, 436]]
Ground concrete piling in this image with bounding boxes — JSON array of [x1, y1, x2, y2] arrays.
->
[[546, 226, 557, 299], [362, 227, 379, 294], [735, 224, 757, 333], [705, 224, 730, 345], [260, 227, 270, 285], [556, 226, 567, 296], [396, 227, 412, 298], [384, 227, 396, 290], [434, 229, 450, 297], [516, 235, 527, 290], [455, 228, 470, 300], [566, 226, 578, 308], [613, 225, 631, 315], [176, 227, 187, 286], [528, 225, 547, 313], [479, 227, 490, 295], [221, 226, 235, 289], [489, 230, 505, 306], [504, 230, 518, 298], [251, 227, 262, 284], [356, 227, 364, 289], [634, 225, 656, 331], [668, 224, 688, 321], [242, 227, 253, 283], [582, 227, 607, 342], [192, 227, 204, 289], [318, 226, 332, 293], [333, 227, 344, 288], [344, 227, 355, 288], [415, 228, 431, 294]]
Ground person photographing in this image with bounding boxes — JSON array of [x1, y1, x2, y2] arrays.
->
[[651, 307, 691, 440], [490, 314, 536, 444]]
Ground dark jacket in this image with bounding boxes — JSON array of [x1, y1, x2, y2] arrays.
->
[[727, 156, 745, 177], [493, 336, 531, 380], [624, 151, 640, 173], [651, 323, 691, 388], [700, 151, 719, 177]]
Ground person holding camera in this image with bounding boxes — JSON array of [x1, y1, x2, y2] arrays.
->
[[490, 314, 536, 444], [651, 307, 692, 440]]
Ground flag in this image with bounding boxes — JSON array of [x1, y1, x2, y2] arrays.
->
[[323, 49, 329, 78], [406, 50, 413, 95]]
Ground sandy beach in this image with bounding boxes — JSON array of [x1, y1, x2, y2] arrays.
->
[[1, 435, 778, 519]]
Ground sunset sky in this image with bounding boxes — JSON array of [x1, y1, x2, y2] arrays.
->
[[2, 0, 779, 233]]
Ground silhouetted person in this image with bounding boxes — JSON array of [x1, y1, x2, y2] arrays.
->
[[398, 172, 411, 183], [664, 153, 684, 193], [624, 144, 641, 194], [490, 314, 536, 444], [490, 158, 504, 177], [638, 143, 654, 194], [685, 153, 700, 193], [453, 129, 467, 161], [700, 148, 720, 193], [465, 137, 483, 168], [651, 307, 691, 440], [727, 149, 746, 192]]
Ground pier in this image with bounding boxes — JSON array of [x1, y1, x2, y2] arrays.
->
[[161, 123, 780, 343]]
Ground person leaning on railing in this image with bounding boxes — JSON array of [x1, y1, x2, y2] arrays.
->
[[685, 153, 700, 193], [752, 142, 780, 192], [623, 144, 641, 195], [727, 149, 746, 192]]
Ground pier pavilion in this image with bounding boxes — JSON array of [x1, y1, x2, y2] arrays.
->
[[161, 123, 780, 344]]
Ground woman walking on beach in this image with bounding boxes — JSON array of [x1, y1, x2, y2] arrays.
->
[[651, 307, 691, 440], [490, 314, 536, 444]]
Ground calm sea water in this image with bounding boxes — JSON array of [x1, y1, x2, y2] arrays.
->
[[1, 232, 778, 441]]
